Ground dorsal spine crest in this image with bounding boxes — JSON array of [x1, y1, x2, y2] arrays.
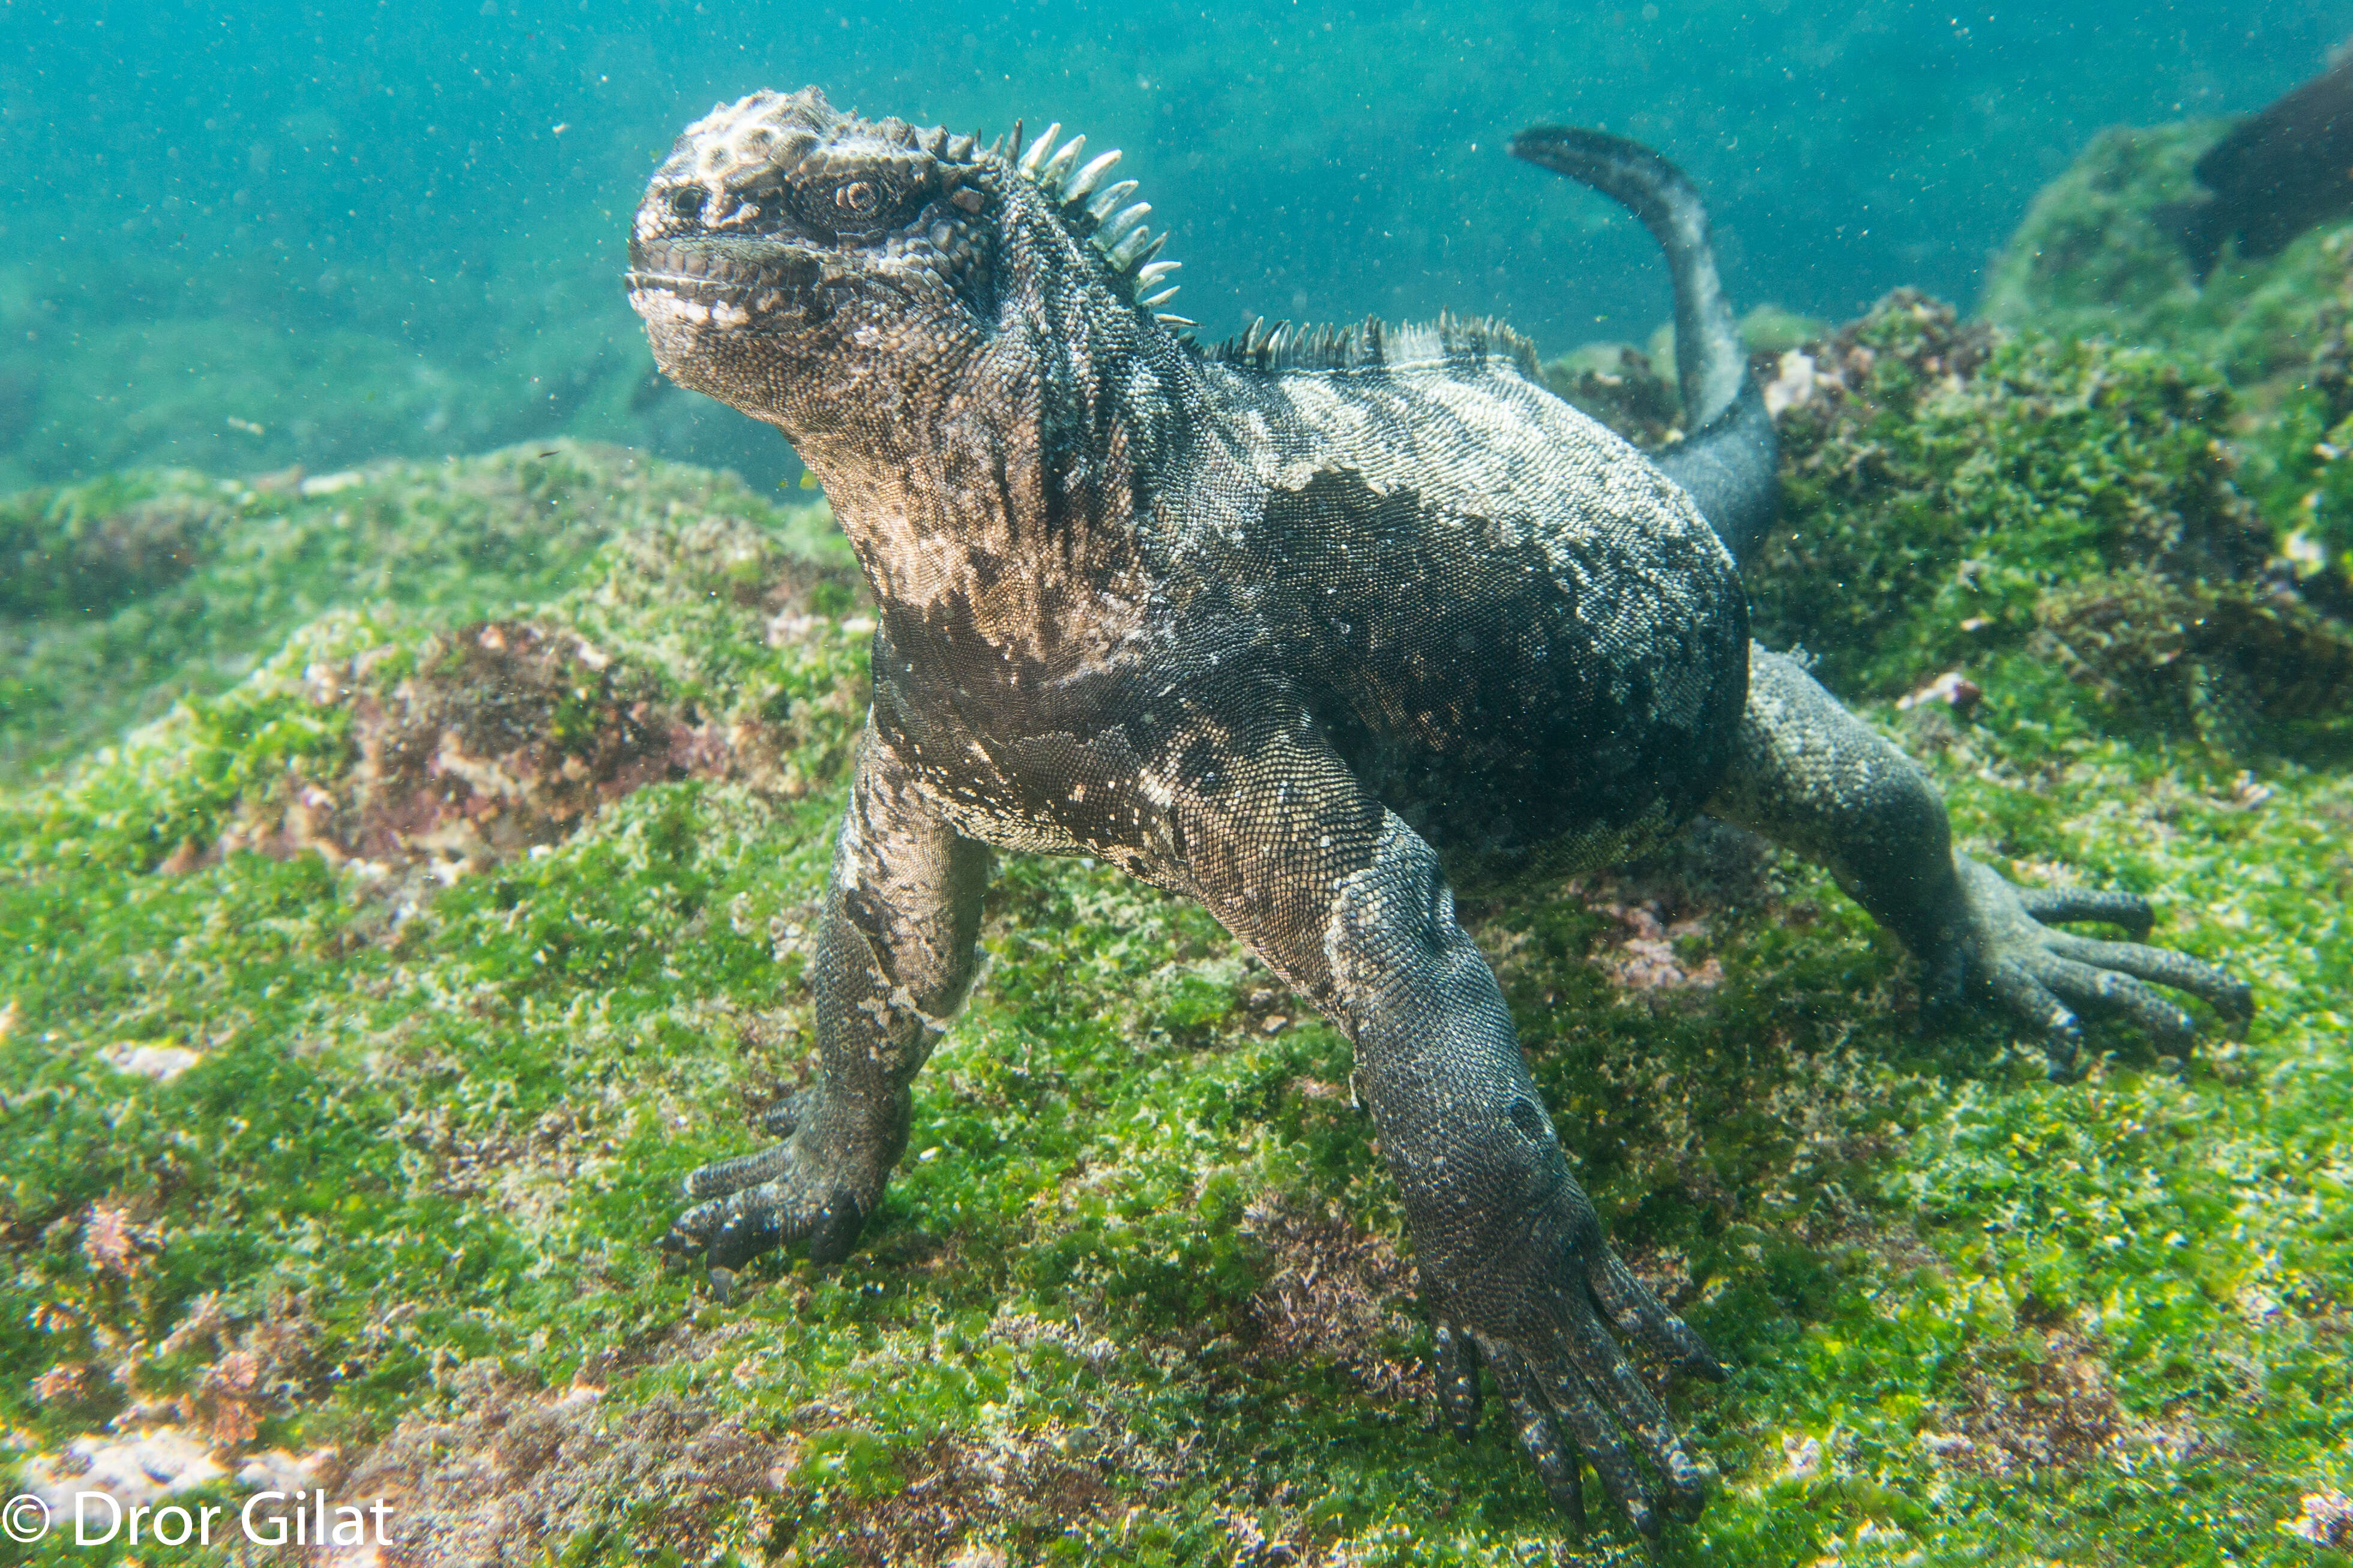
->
[[1205, 311, 1541, 378], [1004, 123, 1190, 325]]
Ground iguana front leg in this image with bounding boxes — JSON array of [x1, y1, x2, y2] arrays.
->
[[663, 727, 990, 1290], [1710, 646, 2251, 1074], [1173, 722, 1720, 1534]]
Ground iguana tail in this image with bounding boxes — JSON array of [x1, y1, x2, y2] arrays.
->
[[1509, 127, 1779, 565]]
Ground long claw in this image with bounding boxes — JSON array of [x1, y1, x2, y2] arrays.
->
[[1435, 1321, 1483, 1441], [1563, 1311, 1677, 1455], [669, 1194, 732, 1249], [1589, 1255, 1720, 1380], [2038, 955, 2196, 1042], [1487, 1346, 1586, 1530], [807, 1192, 867, 1266], [1534, 1359, 1656, 1539], [709, 1201, 785, 1271], [2013, 885, 2154, 939], [2045, 933, 2252, 1019], [1985, 957, 2083, 1077]]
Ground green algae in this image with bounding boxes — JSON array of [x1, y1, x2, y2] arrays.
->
[[1977, 119, 2353, 600], [1731, 291, 2353, 765], [0, 376, 2348, 1568], [1978, 121, 2351, 394], [0, 443, 850, 784]]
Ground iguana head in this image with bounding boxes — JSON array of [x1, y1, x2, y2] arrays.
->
[[627, 88, 1186, 451]]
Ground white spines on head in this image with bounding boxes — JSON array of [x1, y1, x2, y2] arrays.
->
[[1085, 182, 1139, 224], [1037, 134, 1085, 187], [1063, 149, 1121, 203], [1002, 119, 1184, 317], [1017, 123, 1061, 176]]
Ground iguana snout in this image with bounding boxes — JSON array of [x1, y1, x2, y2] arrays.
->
[[625, 87, 989, 403]]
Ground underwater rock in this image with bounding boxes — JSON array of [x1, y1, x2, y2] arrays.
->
[[1592, 900, 1725, 993], [20, 1426, 225, 1513], [195, 602, 863, 891], [2032, 568, 2353, 759], [1, 362, 2349, 1564], [2158, 52, 2353, 280], [1541, 341, 1683, 448], [1546, 304, 1831, 445], [2244, 232, 2353, 608], [2286, 1490, 2353, 1548], [1981, 119, 2353, 390], [0, 488, 222, 620], [134, 550, 861, 894], [1981, 125, 2223, 350], [1914, 1326, 2199, 1478], [1238, 1191, 1424, 1402], [203, 619, 718, 885], [0, 441, 854, 782], [1567, 282, 2353, 756], [96, 1040, 203, 1083], [1989, 118, 2353, 608], [1742, 290, 2353, 745], [1897, 671, 1984, 717], [327, 1357, 786, 1567]]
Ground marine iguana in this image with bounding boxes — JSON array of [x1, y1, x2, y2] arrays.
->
[[625, 89, 2250, 1534]]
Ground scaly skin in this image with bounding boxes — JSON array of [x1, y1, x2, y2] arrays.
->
[[625, 88, 2250, 1535]]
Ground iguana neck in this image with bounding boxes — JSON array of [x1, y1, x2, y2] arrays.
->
[[798, 193, 1206, 619]]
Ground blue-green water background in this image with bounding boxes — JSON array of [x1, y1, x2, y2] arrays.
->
[[2, 1, 2345, 490]]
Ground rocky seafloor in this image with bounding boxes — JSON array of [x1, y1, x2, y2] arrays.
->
[[4, 128, 2353, 1568]]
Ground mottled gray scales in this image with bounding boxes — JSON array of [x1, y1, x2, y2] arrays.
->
[[627, 86, 2249, 1537], [673, 733, 992, 1281]]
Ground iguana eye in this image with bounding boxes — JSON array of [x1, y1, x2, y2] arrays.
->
[[667, 187, 703, 220], [835, 181, 876, 214]]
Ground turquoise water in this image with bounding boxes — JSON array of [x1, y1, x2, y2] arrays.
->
[[0, 2, 2341, 489]]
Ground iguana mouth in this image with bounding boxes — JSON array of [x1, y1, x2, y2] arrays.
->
[[625, 236, 824, 305]]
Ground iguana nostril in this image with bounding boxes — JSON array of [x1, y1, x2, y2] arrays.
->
[[1507, 1098, 1550, 1142], [669, 187, 704, 221]]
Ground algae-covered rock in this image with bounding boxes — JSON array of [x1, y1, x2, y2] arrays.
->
[[1982, 120, 2353, 599], [2031, 568, 2353, 760], [1541, 342, 1684, 449], [0, 443, 851, 782], [1981, 125, 2222, 358], [1980, 122, 2353, 392], [2, 433, 2351, 1564], [1742, 290, 2353, 759], [1544, 304, 1833, 448]]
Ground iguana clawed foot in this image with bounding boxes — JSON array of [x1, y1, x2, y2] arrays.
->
[[660, 1090, 875, 1294], [1428, 1194, 1722, 1537], [1943, 855, 2252, 1078]]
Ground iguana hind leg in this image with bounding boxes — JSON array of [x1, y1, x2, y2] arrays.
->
[[1708, 646, 2250, 1075]]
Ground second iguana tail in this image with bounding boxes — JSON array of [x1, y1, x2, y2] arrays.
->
[[1510, 127, 1780, 565]]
